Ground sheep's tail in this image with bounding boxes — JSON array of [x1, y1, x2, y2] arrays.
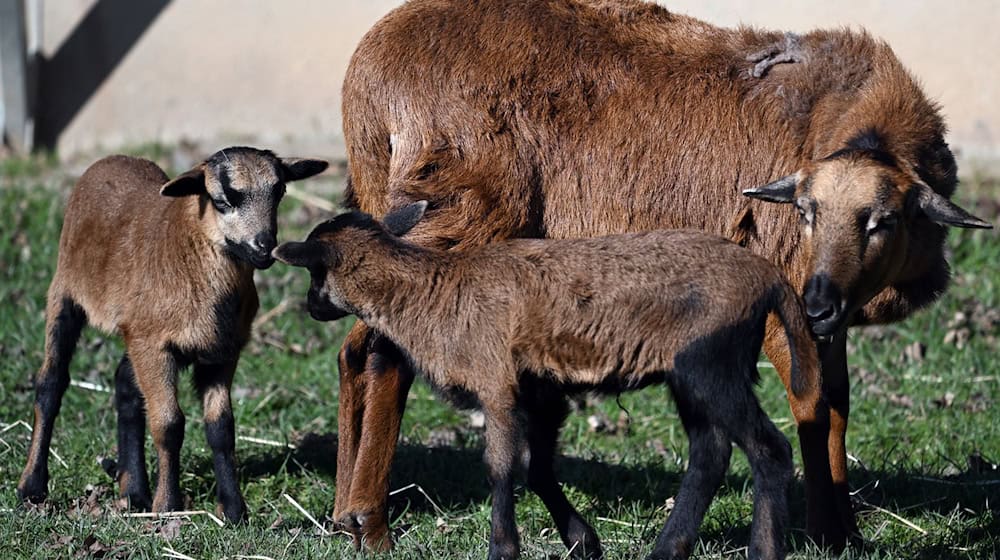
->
[[773, 281, 821, 400]]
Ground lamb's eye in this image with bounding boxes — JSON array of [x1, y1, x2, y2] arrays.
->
[[795, 200, 814, 224], [211, 198, 233, 213]]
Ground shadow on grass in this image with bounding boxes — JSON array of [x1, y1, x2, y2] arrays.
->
[[227, 432, 999, 557]]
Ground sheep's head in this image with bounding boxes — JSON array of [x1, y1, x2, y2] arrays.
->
[[745, 137, 990, 337], [160, 147, 327, 269], [273, 201, 428, 321]]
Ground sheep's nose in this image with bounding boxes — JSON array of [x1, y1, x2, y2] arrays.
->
[[803, 274, 844, 335], [250, 232, 276, 254]]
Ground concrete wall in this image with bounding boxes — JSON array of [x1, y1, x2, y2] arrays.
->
[[39, 0, 1000, 172]]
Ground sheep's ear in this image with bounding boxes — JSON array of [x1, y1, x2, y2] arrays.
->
[[273, 241, 323, 268], [281, 158, 329, 182], [383, 200, 428, 236], [160, 168, 206, 197], [913, 183, 992, 229], [743, 173, 800, 203]]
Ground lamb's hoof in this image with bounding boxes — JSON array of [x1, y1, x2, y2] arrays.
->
[[216, 497, 248, 524], [121, 490, 152, 512], [16, 476, 48, 505], [746, 32, 806, 78]]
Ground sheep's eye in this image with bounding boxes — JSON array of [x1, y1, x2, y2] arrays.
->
[[867, 213, 898, 235]]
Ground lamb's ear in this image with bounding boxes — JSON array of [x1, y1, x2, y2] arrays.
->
[[383, 200, 428, 236], [272, 241, 323, 268], [913, 183, 992, 229], [281, 158, 329, 182], [743, 173, 800, 203], [160, 168, 206, 197]]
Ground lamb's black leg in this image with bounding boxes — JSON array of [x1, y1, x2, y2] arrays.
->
[[483, 398, 523, 560], [647, 388, 732, 560], [746, 33, 806, 78], [17, 296, 86, 503], [721, 394, 793, 560], [194, 360, 246, 523], [114, 353, 152, 510], [521, 388, 602, 559]]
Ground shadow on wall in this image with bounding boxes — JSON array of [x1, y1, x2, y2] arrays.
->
[[35, 0, 171, 149]]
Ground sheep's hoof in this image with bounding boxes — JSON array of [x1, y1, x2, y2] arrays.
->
[[337, 510, 393, 552], [746, 32, 806, 78]]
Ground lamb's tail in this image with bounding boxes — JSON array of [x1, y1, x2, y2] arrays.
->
[[773, 281, 821, 400]]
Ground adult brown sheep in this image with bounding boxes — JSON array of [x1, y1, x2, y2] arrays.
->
[[332, 0, 992, 552]]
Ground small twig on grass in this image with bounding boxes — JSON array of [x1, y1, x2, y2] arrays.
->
[[283, 493, 330, 536], [235, 556, 278, 560], [389, 483, 447, 517], [50, 448, 68, 468], [123, 510, 225, 527], [596, 516, 643, 528], [285, 185, 337, 213], [1, 420, 32, 433], [0, 420, 63, 465], [562, 541, 580, 559]]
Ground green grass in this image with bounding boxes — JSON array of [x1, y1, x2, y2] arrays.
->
[[0, 151, 998, 559]]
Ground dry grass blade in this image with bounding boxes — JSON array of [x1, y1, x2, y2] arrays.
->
[[237, 435, 296, 449], [123, 510, 226, 527], [389, 483, 446, 517], [285, 185, 336, 213], [161, 547, 197, 560], [858, 499, 929, 535], [252, 298, 291, 330], [70, 379, 111, 393], [282, 493, 330, 536]]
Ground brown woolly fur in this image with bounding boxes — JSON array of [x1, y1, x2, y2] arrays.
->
[[276, 205, 827, 560], [334, 0, 992, 551], [17, 148, 327, 523]]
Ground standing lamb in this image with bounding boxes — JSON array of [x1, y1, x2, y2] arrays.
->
[[274, 201, 827, 560], [16, 147, 327, 521], [334, 0, 992, 549]]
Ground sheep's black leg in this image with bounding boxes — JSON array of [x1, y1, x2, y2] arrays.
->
[[520, 383, 602, 558], [194, 360, 246, 522], [339, 333, 415, 551], [128, 344, 185, 513], [17, 296, 86, 503], [114, 353, 152, 510], [647, 383, 732, 560], [483, 398, 523, 560], [746, 33, 806, 78]]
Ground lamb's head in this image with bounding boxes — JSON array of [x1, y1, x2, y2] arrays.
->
[[745, 135, 990, 337], [273, 201, 428, 321], [160, 147, 327, 269]]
